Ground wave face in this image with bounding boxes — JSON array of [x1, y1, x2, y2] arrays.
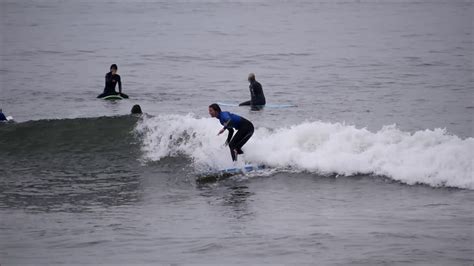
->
[[0, 116, 142, 172], [1, 114, 471, 189], [135, 114, 474, 189], [0, 116, 139, 152]]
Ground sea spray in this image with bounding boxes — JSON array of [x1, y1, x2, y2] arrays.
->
[[135, 114, 474, 189]]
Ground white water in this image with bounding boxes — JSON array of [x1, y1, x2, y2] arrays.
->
[[136, 114, 474, 189]]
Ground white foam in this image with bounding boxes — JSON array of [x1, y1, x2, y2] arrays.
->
[[135, 114, 474, 189], [135, 113, 239, 171]]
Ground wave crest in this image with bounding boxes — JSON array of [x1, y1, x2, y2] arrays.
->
[[135, 114, 473, 189]]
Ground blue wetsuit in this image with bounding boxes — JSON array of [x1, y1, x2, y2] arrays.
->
[[218, 111, 242, 130], [217, 111, 254, 161], [0, 112, 7, 121]]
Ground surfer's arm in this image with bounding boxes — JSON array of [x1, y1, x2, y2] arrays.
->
[[225, 128, 234, 145], [117, 75, 122, 93], [218, 119, 231, 135], [220, 120, 234, 145], [218, 112, 232, 136], [105, 72, 113, 83]]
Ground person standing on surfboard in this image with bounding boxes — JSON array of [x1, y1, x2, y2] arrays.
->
[[209, 103, 254, 162], [97, 64, 129, 99], [239, 73, 265, 109]]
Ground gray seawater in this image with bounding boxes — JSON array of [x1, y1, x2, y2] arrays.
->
[[1, 0, 473, 264]]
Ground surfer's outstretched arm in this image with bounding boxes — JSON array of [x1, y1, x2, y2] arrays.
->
[[217, 119, 234, 145], [217, 119, 230, 134]]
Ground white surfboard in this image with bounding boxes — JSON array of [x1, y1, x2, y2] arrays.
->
[[1, 116, 14, 123]]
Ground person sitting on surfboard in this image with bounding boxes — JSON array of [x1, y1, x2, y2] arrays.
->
[[239, 73, 265, 108], [97, 64, 129, 99], [209, 103, 254, 162]]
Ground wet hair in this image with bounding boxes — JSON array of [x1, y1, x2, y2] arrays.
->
[[131, 104, 142, 114], [209, 103, 221, 113], [248, 73, 256, 81], [110, 64, 118, 70]]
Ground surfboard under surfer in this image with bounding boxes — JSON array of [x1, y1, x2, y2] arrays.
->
[[97, 64, 129, 99], [209, 103, 254, 162]]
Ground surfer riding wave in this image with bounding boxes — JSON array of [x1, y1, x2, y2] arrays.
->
[[209, 103, 254, 161]]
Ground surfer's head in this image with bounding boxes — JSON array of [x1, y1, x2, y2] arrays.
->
[[248, 73, 255, 82], [110, 64, 118, 74], [208, 103, 221, 118], [131, 104, 142, 114]]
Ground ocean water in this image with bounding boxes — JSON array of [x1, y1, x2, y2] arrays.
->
[[1, 0, 473, 264]]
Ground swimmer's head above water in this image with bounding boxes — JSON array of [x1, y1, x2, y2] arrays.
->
[[131, 104, 142, 114]]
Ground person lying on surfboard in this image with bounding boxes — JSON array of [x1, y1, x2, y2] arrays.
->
[[97, 64, 129, 99], [209, 103, 254, 162], [239, 73, 265, 109]]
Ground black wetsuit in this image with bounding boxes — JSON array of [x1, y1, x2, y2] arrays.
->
[[227, 118, 254, 161], [239, 80, 266, 107], [97, 72, 129, 98]]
